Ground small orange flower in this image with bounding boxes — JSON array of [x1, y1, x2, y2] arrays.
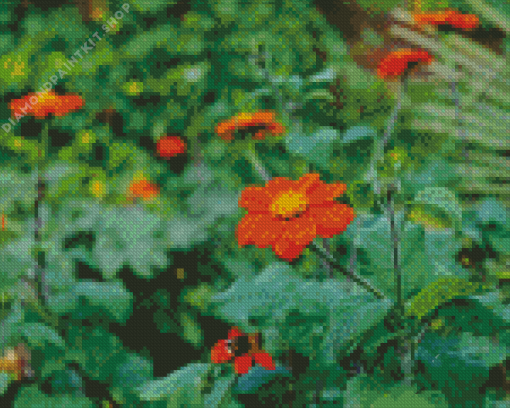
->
[[211, 327, 275, 375], [236, 173, 355, 261], [9, 90, 84, 119], [215, 110, 285, 141], [376, 48, 433, 79], [413, 9, 479, 31], [156, 135, 187, 158], [128, 177, 160, 201]]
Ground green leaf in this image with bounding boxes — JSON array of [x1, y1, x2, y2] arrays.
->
[[204, 374, 237, 406], [179, 312, 203, 348], [112, 353, 153, 397], [232, 366, 290, 395], [0, 234, 35, 291], [14, 385, 94, 408], [65, 325, 125, 382], [411, 187, 462, 230], [405, 278, 484, 320], [340, 126, 377, 144], [416, 331, 506, 407], [131, 0, 179, 13], [353, 214, 468, 302], [0, 373, 13, 396], [73, 281, 133, 323], [92, 206, 169, 278], [475, 197, 508, 226], [20, 323, 66, 350], [285, 125, 339, 168], [136, 363, 210, 405], [212, 262, 392, 362]]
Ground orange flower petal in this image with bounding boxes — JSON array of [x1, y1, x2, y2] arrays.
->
[[306, 181, 347, 205], [253, 352, 276, 371], [236, 213, 265, 247], [157, 135, 187, 158], [295, 173, 322, 193], [264, 177, 298, 197], [236, 213, 284, 249], [211, 340, 233, 364], [273, 217, 317, 261], [238, 186, 273, 212], [228, 327, 245, 339], [234, 355, 254, 375], [377, 49, 433, 78], [445, 10, 479, 30], [307, 203, 355, 239]]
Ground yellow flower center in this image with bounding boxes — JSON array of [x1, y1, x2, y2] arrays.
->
[[271, 191, 308, 219]]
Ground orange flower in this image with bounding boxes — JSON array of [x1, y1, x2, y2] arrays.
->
[[9, 90, 84, 119], [128, 178, 160, 201], [236, 173, 355, 261], [156, 135, 187, 158], [376, 48, 433, 79], [215, 110, 285, 141], [413, 10, 479, 31], [211, 327, 275, 375]]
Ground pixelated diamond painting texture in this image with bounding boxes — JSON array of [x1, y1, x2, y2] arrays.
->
[[0, 0, 508, 407]]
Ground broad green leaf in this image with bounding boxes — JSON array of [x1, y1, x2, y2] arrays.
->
[[416, 331, 506, 407], [65, 325, 125, 382], [370, 386, 448, 408], [285, 125, 339, 168], [0, 169, 37, 212], [232, 366, 290, 395], [179, 312, 203, 348], [486, 229, 510, 253], [340, 126, 377, 144], [14, 385, 94, 408], [73, 281, 133, 323], [0, 234, 35, 291], [405, 278, 485, 320], [112, 353, 153, 397], [92, 206, 169, 278], [136, 362, 210, 405], [20, 323, 66, 350], [411, 187, 462, 230], [212, 262, 392, 362], [131, 0, 179, 13], [204, 374, 237, 406], [475, 197, 508, 226]]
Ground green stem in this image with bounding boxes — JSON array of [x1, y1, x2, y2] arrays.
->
[[364, 79, 406, 197], [243, 143, 271, 182], [309, 239, 386, 300]]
